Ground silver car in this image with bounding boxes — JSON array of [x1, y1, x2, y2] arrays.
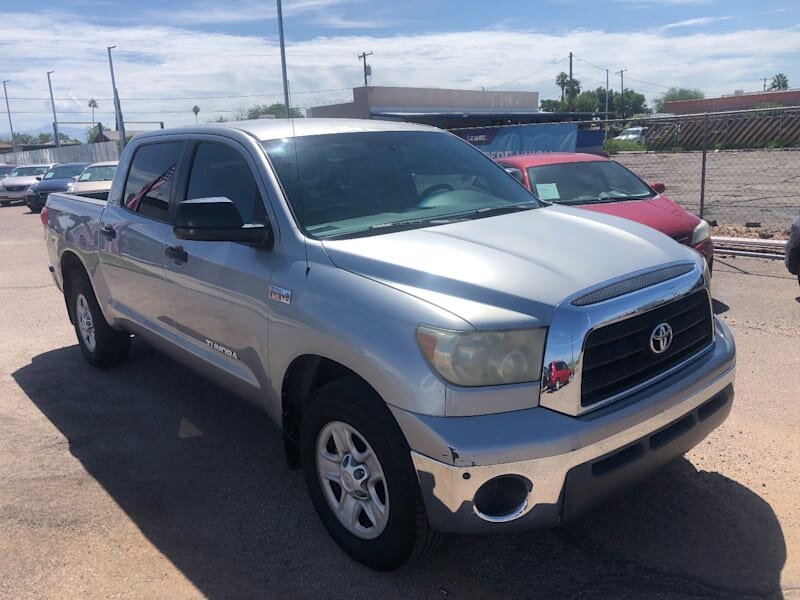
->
[[69, 161, 118, 198], [0, 164, 54, 206]]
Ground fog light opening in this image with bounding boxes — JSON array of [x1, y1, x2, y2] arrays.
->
[[473, 475, 532, 523]]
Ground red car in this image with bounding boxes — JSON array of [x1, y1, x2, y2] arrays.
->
[[497, 153, 713, 269], [545, 360, 572, 391]]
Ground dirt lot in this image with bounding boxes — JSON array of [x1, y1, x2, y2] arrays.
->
[[615, 148, 800, 237], [1, 203, 799, 599]]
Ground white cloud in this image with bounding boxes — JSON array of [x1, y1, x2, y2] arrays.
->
[[1, 11, 799, 134], [657, 16, 734, 31]]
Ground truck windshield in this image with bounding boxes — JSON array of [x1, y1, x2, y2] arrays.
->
[[262, 131, 540, 239], [526, 160, 655, 205], [44, 164, 87, 180], [78, 165, 117, 182], [9, 166, 49, 177]]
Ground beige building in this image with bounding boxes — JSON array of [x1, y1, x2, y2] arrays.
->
[[308, 86, 541, 128]]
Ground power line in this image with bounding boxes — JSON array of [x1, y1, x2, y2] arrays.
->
[[6, 87, 352, 102], [486, 58, 568, 90], [624, 75, 671, 90]]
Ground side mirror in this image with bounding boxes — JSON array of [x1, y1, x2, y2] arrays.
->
[[35, 176, 42, 181], [650, 182, 666, 194], [504, 167, 523, 182], [173, 197, 272, 246]]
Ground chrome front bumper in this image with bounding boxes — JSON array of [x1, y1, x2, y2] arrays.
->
[[400, 317, 735, 534]]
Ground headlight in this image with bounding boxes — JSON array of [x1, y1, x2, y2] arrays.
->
[[416, 325, 546, 387], [691, 219, 710, 245]]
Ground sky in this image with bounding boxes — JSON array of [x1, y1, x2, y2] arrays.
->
[[0, 0, 798, 137]]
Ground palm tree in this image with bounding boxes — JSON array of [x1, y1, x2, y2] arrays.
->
[[566, 78, 581, 104], [192, 105, 200, 123], [88, 98, 98, 128], [770, 73, 789, 91], [556, 72, 569, 103]]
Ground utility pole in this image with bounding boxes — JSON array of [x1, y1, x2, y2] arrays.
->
[[2, 80, 16, 159], [46, 71, 61, 148], [567, 51, 573, 112], [358, 51, 373, 87], [107, 46, 127, 149], [605, 69, 610, 136], [615, 69, 627, 118], [276, 0, 291, 118], [762, 77, 768, 91]]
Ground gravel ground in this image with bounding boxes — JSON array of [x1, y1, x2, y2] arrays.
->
[[1, 203, 799, 599], [615, 148, 800, 237]]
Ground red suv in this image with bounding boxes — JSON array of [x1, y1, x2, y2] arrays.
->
[[497, 153, 713, 269], [545, 360, 572, 391]]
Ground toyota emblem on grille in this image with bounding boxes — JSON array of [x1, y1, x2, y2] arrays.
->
[[650, 323, 673, 354]]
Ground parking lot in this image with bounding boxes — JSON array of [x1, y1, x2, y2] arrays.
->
[[1, 202, 799, 599]]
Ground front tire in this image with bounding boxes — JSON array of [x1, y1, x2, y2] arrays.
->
[[300, 377, 436, 571], [69, 271, 130, 367]]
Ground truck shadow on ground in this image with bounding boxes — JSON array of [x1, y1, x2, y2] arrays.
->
[[14, 343, 786, 599]]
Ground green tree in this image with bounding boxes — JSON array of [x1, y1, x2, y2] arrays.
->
[[555, 72, 569, 103], [192, 105, 200, 123], [769, 73, 789, 91], [652, 87, 704, 113], [565, 78, 581, 108], [540, 99, 562, 112], [88, 98, 98, 128], [235, 103, 303, 120], [574, 90, 597, 113]]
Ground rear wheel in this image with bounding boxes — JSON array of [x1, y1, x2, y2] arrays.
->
[[0, 200, 10, 207], [69, 271, 130, 367], [300, 377, 436, 570]]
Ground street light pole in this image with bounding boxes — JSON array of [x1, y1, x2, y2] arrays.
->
[[276, 0, 291, 118], [46, 71, 61, 148], [107, 46, 127, 149], [2, 80, 16, 160], [358, 51, 373, 87]]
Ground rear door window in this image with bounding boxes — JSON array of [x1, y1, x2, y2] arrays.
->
[[123, 142, 183, 221]]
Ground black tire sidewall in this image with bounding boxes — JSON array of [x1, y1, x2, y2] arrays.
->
[[300, 378, 426, 571], [69, 273, 129, 367]]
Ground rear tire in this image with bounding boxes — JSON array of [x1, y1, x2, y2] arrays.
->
[[0, 201, 10, 207], [68, 271, 130, 367], [300, 376, 437, 571]]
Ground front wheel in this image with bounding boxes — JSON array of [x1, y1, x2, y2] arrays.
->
[[300, 377, 437, 570]]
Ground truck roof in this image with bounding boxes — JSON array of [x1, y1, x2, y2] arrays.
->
[[139, 118, 439, 143]]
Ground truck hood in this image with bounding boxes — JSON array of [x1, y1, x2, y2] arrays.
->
[[35, 178, 76, 193], [321, 204, 699, 328], [577, 195, 699, 239]]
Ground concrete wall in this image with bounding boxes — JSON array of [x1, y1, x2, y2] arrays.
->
[[364, 86, 539, 111], [4, 142, 119, 165]]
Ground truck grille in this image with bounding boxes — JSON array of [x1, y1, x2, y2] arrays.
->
[[581, 289, 713, 408], [4, 185, 25, 192]]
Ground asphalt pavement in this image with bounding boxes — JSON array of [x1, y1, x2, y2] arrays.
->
[[1, 203, 798, 599]]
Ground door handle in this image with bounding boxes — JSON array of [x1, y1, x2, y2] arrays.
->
[[165, 245, 188, 263], [100, 224, 116, 239]]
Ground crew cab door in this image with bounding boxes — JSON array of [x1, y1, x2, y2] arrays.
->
[[163, 137, 274, 401], [98, 140, 185, 342]]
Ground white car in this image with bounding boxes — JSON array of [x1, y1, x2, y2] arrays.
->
[[613, 126, 647, 143], [0, 164, 54, 206], [68, 161, 119, 199]]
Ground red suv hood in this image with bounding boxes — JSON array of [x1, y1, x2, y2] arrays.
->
[[578, 195, 699, 239]]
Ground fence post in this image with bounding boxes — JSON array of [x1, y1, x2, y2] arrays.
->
[[699, 112, 708, 219]]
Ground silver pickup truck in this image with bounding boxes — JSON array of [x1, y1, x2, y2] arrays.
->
[[43, 119, 736, 571]]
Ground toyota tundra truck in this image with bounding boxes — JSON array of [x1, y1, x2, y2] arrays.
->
[[43, 119, 736, 571]]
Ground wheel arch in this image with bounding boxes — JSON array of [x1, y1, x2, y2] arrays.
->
[[60, 250, 90, 325], [280, 354, 381, 469]]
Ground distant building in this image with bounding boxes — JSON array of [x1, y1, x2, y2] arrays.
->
[[308, 85, 550, 128], [665, 88, 800, 115]]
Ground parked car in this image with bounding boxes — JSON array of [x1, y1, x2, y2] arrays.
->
[[544, 360, 572, 391], [43, 119, 735, 571], [68, 161, 118, 200], [786, 214, 800, 285], [25, 162, 90, 213], [0, 164, 16, 178], [613, 126, 647, 143], [0, 164, 53, 206], [497, 153, 714, 270]]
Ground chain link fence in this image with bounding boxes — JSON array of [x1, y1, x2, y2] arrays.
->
[[604, 107, 800, 239]]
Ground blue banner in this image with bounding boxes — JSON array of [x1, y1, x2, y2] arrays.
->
[[454, 123, 578, 158]]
